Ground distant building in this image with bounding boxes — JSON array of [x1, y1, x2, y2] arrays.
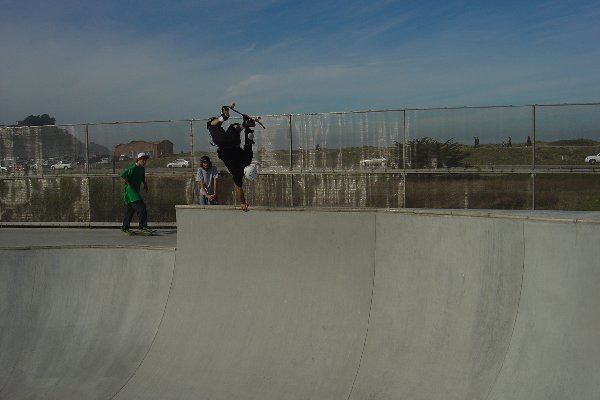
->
[[114, 140, 173, 159]]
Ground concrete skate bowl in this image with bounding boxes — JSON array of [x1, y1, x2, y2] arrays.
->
[[0, 247, 175, 400], [1, 208, 599, 400]]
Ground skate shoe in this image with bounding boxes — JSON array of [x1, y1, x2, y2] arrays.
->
[[242, 116, 256, 128], [121, 227, 135, 236], [245, 131, 255, 145], [139, 226, 156, 235], [221, 106, 230, 121]]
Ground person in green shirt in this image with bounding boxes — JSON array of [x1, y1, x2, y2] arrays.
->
[[120, 152, 153, 235]]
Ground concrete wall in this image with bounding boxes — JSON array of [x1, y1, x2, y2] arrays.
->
[[1, 208, 599, 399], [118, 207, 600, 400]]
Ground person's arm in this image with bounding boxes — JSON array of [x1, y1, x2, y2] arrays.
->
[[210, 117, 222, 127], [235, 185, 248, 212], [195, 169, 204, 196], [213, 176, 219, 200], [209, 107, 229, 127], [197, 168, 209, 197], [208, 176, 218, 201], [199, 181, 208, 197], [121, 176, 136, 192]]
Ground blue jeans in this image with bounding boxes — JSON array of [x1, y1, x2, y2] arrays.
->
[[199, 195, 218, 205]]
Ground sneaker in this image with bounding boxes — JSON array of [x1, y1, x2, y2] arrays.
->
[[242, 116, 255, 128], [221, 106, 230, 121], [139, 226, 156, 235], [121, 227, 134, 236], [245, 130, 255, 145]]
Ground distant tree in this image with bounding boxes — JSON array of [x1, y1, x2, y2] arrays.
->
[[17, 114, 56, 126], [410, 137, 438, 168], [441, 139, 469, 167], [407, 137, 469, 168]]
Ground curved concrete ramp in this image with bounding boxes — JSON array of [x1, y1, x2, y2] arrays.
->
[[115, 210, 376, 400], [1, 209, 599, 399], [349, 213, 524, 400], [0, 247, 175, 400], [117, 207, 600, 400], [488, 220, 600, 400]]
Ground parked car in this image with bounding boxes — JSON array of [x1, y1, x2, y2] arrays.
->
[[0, 166, 7, 173], [50, 161, 73, 170], [359, 158, 387, 167], [97, 157, 111, 164], [584, 153, 600, 165], [166, 158, 190, 168]]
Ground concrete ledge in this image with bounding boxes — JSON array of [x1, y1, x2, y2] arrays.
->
[[0, 221, 177, 228], [175, 204, 600, 224]]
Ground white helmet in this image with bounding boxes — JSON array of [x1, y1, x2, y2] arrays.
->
[[244, 164, 259, 181]]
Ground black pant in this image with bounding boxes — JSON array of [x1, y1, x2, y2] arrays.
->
[[122, 200, 148, 229], [217, 145, 253, 187]]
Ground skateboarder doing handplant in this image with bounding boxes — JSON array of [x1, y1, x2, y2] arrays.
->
[[207, 106, 258, 212]]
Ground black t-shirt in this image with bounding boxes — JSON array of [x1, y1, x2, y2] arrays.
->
[[208, 124, 241, 148]]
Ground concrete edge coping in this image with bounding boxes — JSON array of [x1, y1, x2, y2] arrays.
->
[[176, 205, 600, 224], [2, 207, 600, 227], [0, 222, 177, 229], [0, 245, 176, 251]]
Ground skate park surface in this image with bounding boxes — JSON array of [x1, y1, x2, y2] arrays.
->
[[1, 207, 599, 400]]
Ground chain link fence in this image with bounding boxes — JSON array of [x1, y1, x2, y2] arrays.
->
[[1, 103, 600, 222]]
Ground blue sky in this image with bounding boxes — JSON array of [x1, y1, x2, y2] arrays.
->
[[1, 0, 599, 125]]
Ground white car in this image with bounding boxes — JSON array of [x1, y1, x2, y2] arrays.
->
[[0, 166, 7, 172], [167, 159, 190, 168], [359, 158, 387, 167], [50, 161, 73, 170], [584, 153, 600, 165]]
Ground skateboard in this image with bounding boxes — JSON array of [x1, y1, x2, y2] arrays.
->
[[224, 103, 266, 129], [121, 228, 158, 236]]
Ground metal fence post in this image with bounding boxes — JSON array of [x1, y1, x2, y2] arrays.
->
[[532, 105, 536, 210], [189, 121, 194, 170], [288, 114, 294, 206], [85, 124, 90, 174], [402, 109, 407, 207], [532, 105, 536, 170], [403, 109, 407, 170], [288, 115, 293, 171]]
